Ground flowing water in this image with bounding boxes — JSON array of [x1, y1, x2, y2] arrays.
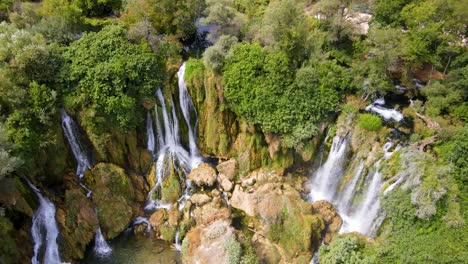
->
[[61, 111, 112, 257], [28, 182, 63, 264], [61, 110, 92, 178], [145, 63, 202, 212], [365, 98, 403, 122], [309, 135, 401, 237], [146, 111, 156, 155]]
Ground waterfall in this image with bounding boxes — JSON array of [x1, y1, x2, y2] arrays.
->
[[146, 112, 155, 155], [131, 217, 152, 233], [308, 136, 349, 202], [336, 160, 364, 214], [94, 227, 112, 257], [340, 142, 400, 236], [145, 62, 202, 211], [365, 98, 403, 122], [178, 62, 199, 157], [61, 110, 92, 179], [61, 111, 112, 257], [174, 230, 182, 251], [28, 182, 63, 264]]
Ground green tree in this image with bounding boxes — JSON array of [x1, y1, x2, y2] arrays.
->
[[64, 25, 163, 130]]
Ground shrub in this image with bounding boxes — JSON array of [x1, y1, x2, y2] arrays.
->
[[224, 236, 241, 264], [358, 114, 382, 131]]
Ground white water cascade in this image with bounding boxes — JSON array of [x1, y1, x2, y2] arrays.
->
[[309, 133, 401, 237], [365, 98, 403, 122], [61, 110, 112, 256], [308, 136, 349, 202], [145, 63, 202, 211], [61, 110, 92, 179], [146, 111, 156, 155], [28, 182, 63, 264], [94, 227, 112, 257], [340, 142, 400, 236]]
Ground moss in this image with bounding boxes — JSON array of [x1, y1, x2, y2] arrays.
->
[[0, 217, 18, 263], [161, 169, 182, 204], [160, 225, 177, 242]]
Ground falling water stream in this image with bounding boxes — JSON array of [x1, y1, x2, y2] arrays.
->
[[309, 134, 401, 237], [28, 181, 63, 264], [61, 111, 112, 257]]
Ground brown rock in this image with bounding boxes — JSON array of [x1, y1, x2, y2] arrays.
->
[[312, 200, 343, 244], [188, 163, 217, 187], [149, 209, 167, 230], [190, 193, 211, 206], [216, 159, 237, 181], [168, 203, 181, 227]]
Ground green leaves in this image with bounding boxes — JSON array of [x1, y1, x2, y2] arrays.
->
[[358, 114, 382, 131], [63, 25, 163, 130]]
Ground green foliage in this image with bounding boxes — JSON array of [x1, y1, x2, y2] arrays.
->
[[185, 58, 205, 83], [64, 25, 163, 131], [201, 0, 245, 41], [224, 236, 242, 264], [0, 123, 23, 180], [358, 114, 382, 131], [421, 81, 463, 117], [319, 235, 370, 264], [123, 0, 205, 40], [374, 0, 413, 26], [203, 35, 238, 72], [223, 42, 347, 146]]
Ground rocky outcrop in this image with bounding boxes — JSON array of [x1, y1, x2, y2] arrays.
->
[[188, 163, 217, 187], [230, 169, 325, 262], [57, 187, 99, 260], [182, 220, 239, 264], [217, 159, 237, 192], [84, 163, 139, 239], [312, 200, 343, 244]]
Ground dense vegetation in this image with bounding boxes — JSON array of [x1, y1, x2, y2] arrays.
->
[[0, 0, 466, 263]]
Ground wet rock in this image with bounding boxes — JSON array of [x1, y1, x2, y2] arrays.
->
[[312, 200, 343, 244], [188, 163, 217, 187]]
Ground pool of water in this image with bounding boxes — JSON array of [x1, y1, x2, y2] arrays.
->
[[82, 231, 181, 264]]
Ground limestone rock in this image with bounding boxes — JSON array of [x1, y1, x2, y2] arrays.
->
[[149, 209, 167, 231], [182, 220, 238, 264], [312, 200, 343, 244], [188, 163, 217, 187], [190, 193, 211, 206], [219, 174, 233, 192], [168, 203, 181, 227], [216, 159, 237, 181], [192, 200, 230, 226]]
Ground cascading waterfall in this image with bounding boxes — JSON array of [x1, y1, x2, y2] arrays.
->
[[174, 231, 182, 251], [340, 142, 400, 235], [28, 181, 63, 264], [94, 227, 112, 257], [336, 160, 364, 214], [61, 110, 92, 179], [61, 110, 112, 256], [145, 62, 202, 212], [308, 136, 349, 202], [146, 111, 155, 155], [309, 133, 402, 237]]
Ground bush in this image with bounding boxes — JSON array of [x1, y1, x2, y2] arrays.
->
[[224, 236, 241, 264], [358, 114, 382, 131]]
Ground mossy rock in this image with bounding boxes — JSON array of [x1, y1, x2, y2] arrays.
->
[[58, 188, 99, 260], [84, 163, 136, 239], [161, 167, 182, 204], [160, 225, 177, 242]]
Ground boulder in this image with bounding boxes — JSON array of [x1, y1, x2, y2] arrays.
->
[[312, 200, 343, 244], [190, 193, 211, 206], [188, 163, 217, 187], [84, 163, 136, 239], [192, 200, 230, 226], [182, 220, 239, 264], [149, 209, 167, 231], [216, 159, 238, 181], [168, 203, 181, 227]]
